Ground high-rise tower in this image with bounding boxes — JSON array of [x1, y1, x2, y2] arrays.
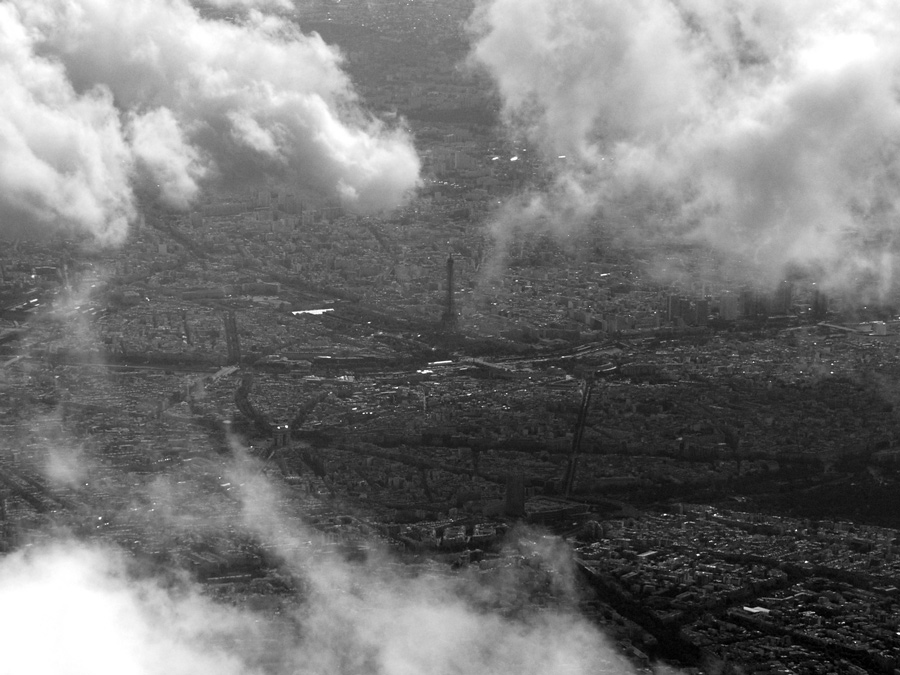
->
[[224, 311, 241, 365], [441, 254, 457, 329]]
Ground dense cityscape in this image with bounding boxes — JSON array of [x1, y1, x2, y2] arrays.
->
[[4, 1, 900, 674]]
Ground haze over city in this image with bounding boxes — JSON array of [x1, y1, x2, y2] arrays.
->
[[4, 1, 900, 673]]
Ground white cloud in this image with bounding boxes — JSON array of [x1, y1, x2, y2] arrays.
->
[[470, 0, 900, 296], [200, 0, 294, 9], [0, 545, 263, 675], [128, 108, 206, 210], [0, 535, 648, 675], [0, 438, 661, 675], [0, 0, 421, 244], [0, 3, 135, 244]]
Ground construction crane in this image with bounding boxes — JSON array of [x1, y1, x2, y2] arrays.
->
[[563, 362, 617, 497]]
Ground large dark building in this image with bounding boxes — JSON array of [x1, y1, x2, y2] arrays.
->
[[505, 473, 525, 517]]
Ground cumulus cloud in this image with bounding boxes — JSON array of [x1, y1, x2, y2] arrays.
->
[[469, 0, 900, 295], [0, 544, 269, 675], [128, 108, 206, 210], [0, 3, 134, 244], [0, 0, 420, 244]]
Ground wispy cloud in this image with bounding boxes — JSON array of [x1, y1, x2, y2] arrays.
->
[[0, 439, 660, 675], [470, 0, 900, 296]]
